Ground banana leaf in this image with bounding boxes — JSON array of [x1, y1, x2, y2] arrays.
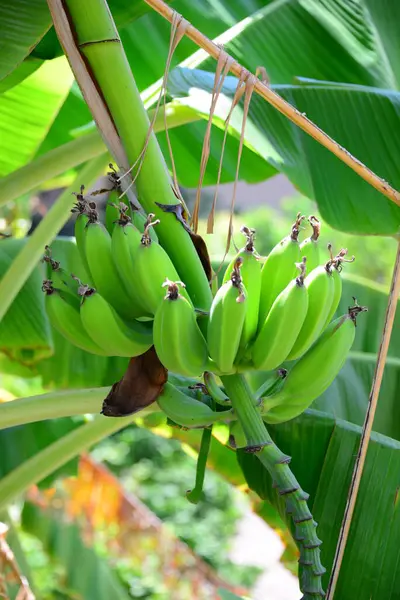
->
[[237, 409, 400, 600], [0, 238, 53, 365], [0, 0, 51, 81], [168, 67, 400, 235], [0, 56, 73, 176]]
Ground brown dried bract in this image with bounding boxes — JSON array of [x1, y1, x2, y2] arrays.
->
[[101, 347, 168, 417]]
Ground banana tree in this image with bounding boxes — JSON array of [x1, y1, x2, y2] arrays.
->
[[0, 1, 399, 599]]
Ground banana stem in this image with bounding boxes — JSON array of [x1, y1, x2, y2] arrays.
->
[[0, 156, 108, 323], [221, 373, 325, 599], [186, 426, 212, 504], [57, 0, 212, 310]]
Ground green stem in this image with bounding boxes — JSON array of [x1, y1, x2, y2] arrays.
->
[[0, 387, 111, 431], [186, 426, 212, 504], [0, 382, 230, 431], [221, 374, 325, 600], [0, 414, 137, 512], [0, 133, 106, 207], [61, 0, 212, 310], [0, 156, 107, 323], [0, 103, 200, 207]]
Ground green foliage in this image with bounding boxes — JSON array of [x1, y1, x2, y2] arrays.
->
[[238, 409, 400, 599]]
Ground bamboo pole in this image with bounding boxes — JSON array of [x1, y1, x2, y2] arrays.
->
[[144, 0, 400, 209], [326, 239, 400, 599]]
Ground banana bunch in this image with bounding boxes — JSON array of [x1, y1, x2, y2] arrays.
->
[[42, 180, 365, 426]]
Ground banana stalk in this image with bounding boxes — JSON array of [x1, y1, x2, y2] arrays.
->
[[221, 373, 325, 599], [58, 0, 212, 311]]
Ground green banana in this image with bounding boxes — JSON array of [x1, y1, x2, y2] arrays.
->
[[204, 371, 231, 406], [79, 284, 153, 357], [131, 216, 192, 314], [111, 203, 151, 317], [258, 213, 304, 329], [207, 258, 247, 374], [263, 302, 367, 424], [83, 206, 140, 320], [300, 215, 320, 273], [157, 383, 233, 428], [105, 195, 121, 235], [286, 260, 335, 361], [323, 246, 355, 328], [223, 226, 261, 351], [71, 186, 94, 280], [252, 258, 309, 371], [254, 368, 288, 401], [42, 280, 108, 356], [153, 280, 208, 377], [42, 246, 79, 305]]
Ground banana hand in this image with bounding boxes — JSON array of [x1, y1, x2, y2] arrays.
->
[[262, 302, 367, 423], [42, 280, 108, 356], [79, 284, 153, 357]]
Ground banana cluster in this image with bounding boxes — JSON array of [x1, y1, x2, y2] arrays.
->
[[42, 186, 366, 425]]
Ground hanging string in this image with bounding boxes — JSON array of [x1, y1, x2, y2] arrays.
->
[[224, 73, 256, 256], [118, 12, 189, 206], [191, 48, 234, 233], [206, 69, 247, 235]]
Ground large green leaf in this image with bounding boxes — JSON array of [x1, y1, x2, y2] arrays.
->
[[0, 420, 79, 486], [0, 57, 73, 176], [0, 238, 53, 365], [0, 0, 51, 81], [169, 68, 400, 234], [22, 502, 132, 600], [238, 409, 400, 599]]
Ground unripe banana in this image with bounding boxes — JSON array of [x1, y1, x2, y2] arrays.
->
[[300, 215, 320, 273], [157, 383, 233, 428], [71, 186, 94, 280], [83, 206, 139, 320], [153, 281, 208, 377], [323, 246, 355, 328], [207, 258, 247, 374], [131, 216, 192, 314], [111, 203, 151, 317], [42, 246, 79, 306], [254, 368, 288, 401], [42, 280, 108, 356], [286, 261, 335, 361], [79, 284, 153, 357], [204, 371, 231, 406], [252, 258, 308, 371], [105, 194, 121, 235], [223, 226, 261, 351], [262, 303, 367, 423], [258, 213, 304, 328]]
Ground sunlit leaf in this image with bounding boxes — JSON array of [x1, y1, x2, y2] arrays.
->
[[0, 57, 73, 175], [0, 0, 51, 81]]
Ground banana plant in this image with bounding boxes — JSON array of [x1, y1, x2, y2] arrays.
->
[[0, 1, 399, 599]]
